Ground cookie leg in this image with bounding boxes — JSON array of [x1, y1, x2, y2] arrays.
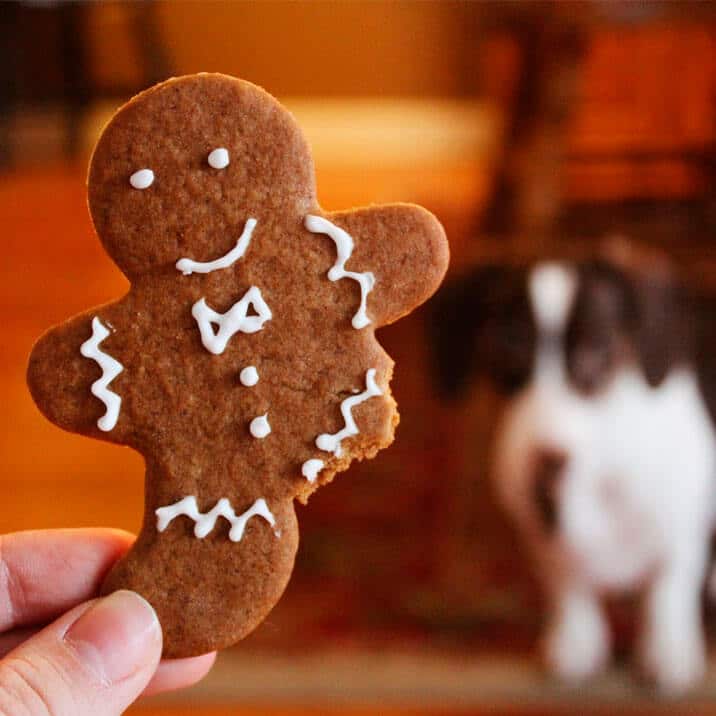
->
[[102, 479, 298, 658]]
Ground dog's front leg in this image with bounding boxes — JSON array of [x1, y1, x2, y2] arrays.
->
[[543, 580, 610, 683], [639, 543, 707, 695]]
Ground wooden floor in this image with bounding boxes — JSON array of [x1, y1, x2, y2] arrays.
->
[[131, 710, 470, 716], [129, 710, 716, 716], [127, 646, 716, 714], [131, 706, 716, 715], [127, 705, 584, 716]]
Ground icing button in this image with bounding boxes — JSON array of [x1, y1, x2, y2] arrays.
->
[[240, 366, 259, 387], [250, 414, 271, 439], [129, 169, 154, 189], [208, 147, 230, 169]]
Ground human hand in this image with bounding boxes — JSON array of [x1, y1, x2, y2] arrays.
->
[[0, 529, 216, 715]]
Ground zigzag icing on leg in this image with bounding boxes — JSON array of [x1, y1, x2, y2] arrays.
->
[[155, 496, 279, 541]]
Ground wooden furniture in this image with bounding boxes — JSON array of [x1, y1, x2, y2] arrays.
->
[[0, 2, 168, 164]]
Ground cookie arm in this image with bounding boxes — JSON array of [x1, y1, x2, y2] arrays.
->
[[27, 311, 127, 441], [319, 204, 449, 328]]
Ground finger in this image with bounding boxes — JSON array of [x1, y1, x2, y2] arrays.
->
[[143, 652, 216, 696], [0, 528, 134, 632], [0, 590, 162, 716], [1, 627, 216, 694]]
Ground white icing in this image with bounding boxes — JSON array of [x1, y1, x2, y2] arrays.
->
[[176, 217, 257, 275], [208, 147, 230, 169], [250, 413, 271, 439], [156, 496, 277, 542], [302, 458, 325, 483], [79, 317, 124, 432], [192, 286, 272, 355], [304, 214, 375, 329], [129, 169, 154, 189], [315, 368, 382, 457], [240, 366, 259, 386]]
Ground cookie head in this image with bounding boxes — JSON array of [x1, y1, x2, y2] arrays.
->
[[88, 73, 316, 279]]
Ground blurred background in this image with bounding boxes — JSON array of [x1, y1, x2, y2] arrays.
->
[[2, 1, 715, 714]]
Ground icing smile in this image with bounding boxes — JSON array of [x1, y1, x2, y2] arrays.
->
[[176, 217, 257, 275]]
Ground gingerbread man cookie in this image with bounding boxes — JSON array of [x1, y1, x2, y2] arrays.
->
[[27, 74, 449, 657]]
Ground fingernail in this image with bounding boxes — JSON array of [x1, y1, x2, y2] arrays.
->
[[65, 590, 161, 684]]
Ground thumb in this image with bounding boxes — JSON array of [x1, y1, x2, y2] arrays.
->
[[0, 590, 162, 716]]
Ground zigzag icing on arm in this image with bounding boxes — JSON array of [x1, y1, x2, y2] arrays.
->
[[304, 215, 376, 329], [79, 316, 124, 432], [156, 496, 279, 542], [315, 368, 382, 457], [176, 217, 257, 275], [192, 286, 272, 355]]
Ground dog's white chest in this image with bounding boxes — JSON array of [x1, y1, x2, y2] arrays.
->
[[561, 369, 716, 588]]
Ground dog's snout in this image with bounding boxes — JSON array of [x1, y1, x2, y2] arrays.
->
[[532, 447, 568, 533], [534, 447, 568, 479]]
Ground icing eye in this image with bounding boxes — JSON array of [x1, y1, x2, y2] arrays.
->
[[208, 147, 230, 169], [129, 169, 154, 189]]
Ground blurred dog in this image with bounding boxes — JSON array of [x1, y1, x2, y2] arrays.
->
[[431, 246, 716, 693]]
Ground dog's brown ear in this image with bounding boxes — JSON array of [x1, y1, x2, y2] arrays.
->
[[693, 289, 716, 425], [603, 240, 691, 388], [427, 266, 494, 398], [633, 270, 691, 387], [428, 265, 527, 398]]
